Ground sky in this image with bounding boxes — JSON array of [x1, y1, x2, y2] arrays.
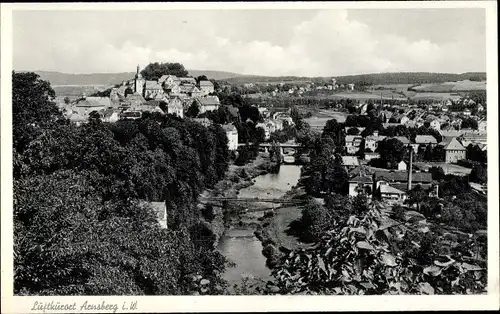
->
[[12, 9, 486, 76]]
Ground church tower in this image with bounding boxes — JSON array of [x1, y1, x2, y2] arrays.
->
[[134, 64, 145, 96]]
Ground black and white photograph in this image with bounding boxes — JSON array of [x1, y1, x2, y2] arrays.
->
[[1, 1, 498, 312]]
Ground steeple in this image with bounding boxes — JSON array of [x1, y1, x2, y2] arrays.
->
[[135, 64, 142, 79]]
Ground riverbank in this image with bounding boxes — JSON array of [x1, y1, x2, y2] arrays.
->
[[198, 155, 275, 248]]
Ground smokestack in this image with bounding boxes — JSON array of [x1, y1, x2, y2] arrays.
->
[[407, 145, 413, 192]]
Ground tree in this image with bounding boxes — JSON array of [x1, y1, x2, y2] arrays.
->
[[430, 166, 445, 181], [196, 75, 208, 85], [186, 101, 200, 118], [347, 127, 360, 135], [377, 138, 406, 169], [469, 163, 487, 184], [64, 96, 71, 105], [323, 119, 344, 147], [12, 71, 62, 154], [461, 117, 478, 130], [140, 62, 189, 80]]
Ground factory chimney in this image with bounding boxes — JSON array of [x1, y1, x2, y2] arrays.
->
[[407, 145, 413, 192]]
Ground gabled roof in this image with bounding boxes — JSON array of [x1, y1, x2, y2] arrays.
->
[[75, 97, 111, 108], [345, 135, 363, 142], [380, 184, 406, 195], [350, 174, 373, 184], [341, 156, 360, 167], [196, 97, 220, 106], [145, 81, 162, 90], [374, 171, 432, 183], [414, 135, 437, 144], [199, 80, 214, 87], [389, 136, 410, 145], [222, 124, 237, 132], [158, 75, 179, 84], [443, 138, 466, 151]]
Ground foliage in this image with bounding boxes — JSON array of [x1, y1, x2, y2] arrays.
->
[[377, 138, 407, 169], [469, 163, 487, 184], [13, 72, 229, 295], [186, 101, 200, 118], [461, 117, 478, 130], [140, 62, 189, 80], [269, 205, 486, 295]]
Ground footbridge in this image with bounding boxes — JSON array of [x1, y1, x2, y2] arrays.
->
[[199, 196, 306, 205]]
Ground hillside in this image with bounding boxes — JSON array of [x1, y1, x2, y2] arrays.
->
[[224, 72, 487, 85], [31, 70, 247, 86], [28, 70, 486, 87]]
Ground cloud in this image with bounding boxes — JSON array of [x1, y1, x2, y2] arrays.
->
[[13, 9, 486, 76]]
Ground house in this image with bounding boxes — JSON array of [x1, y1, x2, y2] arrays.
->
[[342, 156, 360, 170], [159, 75, 180, 86], [120, 110, 142, 120], [364, 152, 380, 161], [101, 109, 120, 123], [349, 174, 373, 198], [139, 201, 168, 229], [478, 120, 487, 133], [443, 138, 466, 163], [179, 77, 197, 85], [379, 184, 407, 202], [125, 93, 146, 110], [195, 96, 220, 114], [373, 170, 432, 192], [458, 132, 487, 147], [426, 118, 441, 131], [397, 161, 407, 171], [164, 83, 182, 96], [167, 97, 184, 118], [180, 85, 203, 97], [364, 131, 386, 152], [73, 96, 111, 116], [477, 104, 484, 112], [462, 108, 472, 116], [345, 135, 363, 154], [144, 81, 164, 100], [222, 124, 239, 151], [379, 110, 394, 123], [256, 122, 272, 140], [411, 135, 437, 153], [199, 80, 215, 95], [347, 83, 355, 90]]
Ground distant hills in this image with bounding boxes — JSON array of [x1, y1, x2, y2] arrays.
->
[[31, 70, 249, 86], [28, 70, 486, 87]]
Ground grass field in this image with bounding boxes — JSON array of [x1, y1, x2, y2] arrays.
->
[[53, 85, 113, 97], [411, 80, 486, 92]]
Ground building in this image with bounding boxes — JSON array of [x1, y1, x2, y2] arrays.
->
[[164, 83, 182, 96], [349, 174, 373, 198], [159, 75, 180, 86], [397, 161, 407, 171], [373, 170, 433, 196], [101, 109, 120, 123], [167, 97, 184, 118], [139, 201, 168, 229], [364, 152, 380, 161], [443, 138, 466, 163], [179, 77, 197, 85], [365, 131, 386, 152], [341, 156, 360, 170], [458, 132, 487, 147], [426, 118, 441, 131], [222, 124, 239, 151], [134, 65, 145, 95], [347, 83, 355, 90], [194, 96, 220, 114], [345, 135, 363, 154], [73, 96, 111, 116], [379, 184, 407, 202], [463, 108, 472, 116], [411, 135, 437, 153], [478, 120, 487, 133], [144, 81, 164, 100], [199, 80, 215, 95]]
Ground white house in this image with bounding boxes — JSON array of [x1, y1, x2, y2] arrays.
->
[[345, 135, 363, 154], [222, 124, 239, 151], [199, 80, 215, 95], [195, 96, 220, 114], [167, 97, 184, 118]]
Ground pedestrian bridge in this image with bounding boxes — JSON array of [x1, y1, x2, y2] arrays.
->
[[199, 196, 305, 205]]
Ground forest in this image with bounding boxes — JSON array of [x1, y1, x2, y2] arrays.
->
[[13, 72, 230, 295]]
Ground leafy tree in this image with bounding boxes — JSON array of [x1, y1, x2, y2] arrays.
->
[[461, 117, 478, 130], [430, 166, 445, 181], [469, 163, 487, 184], [12, 71, 62, 154], [64, 96, 71, 104], [377, 138, 406, 169], [140, 62, 189, 80], [186, 101, 200, 118], [196, 75, 208, 85]]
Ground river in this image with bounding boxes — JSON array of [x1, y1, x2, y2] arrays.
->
[[217, 165, 302, 290]]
